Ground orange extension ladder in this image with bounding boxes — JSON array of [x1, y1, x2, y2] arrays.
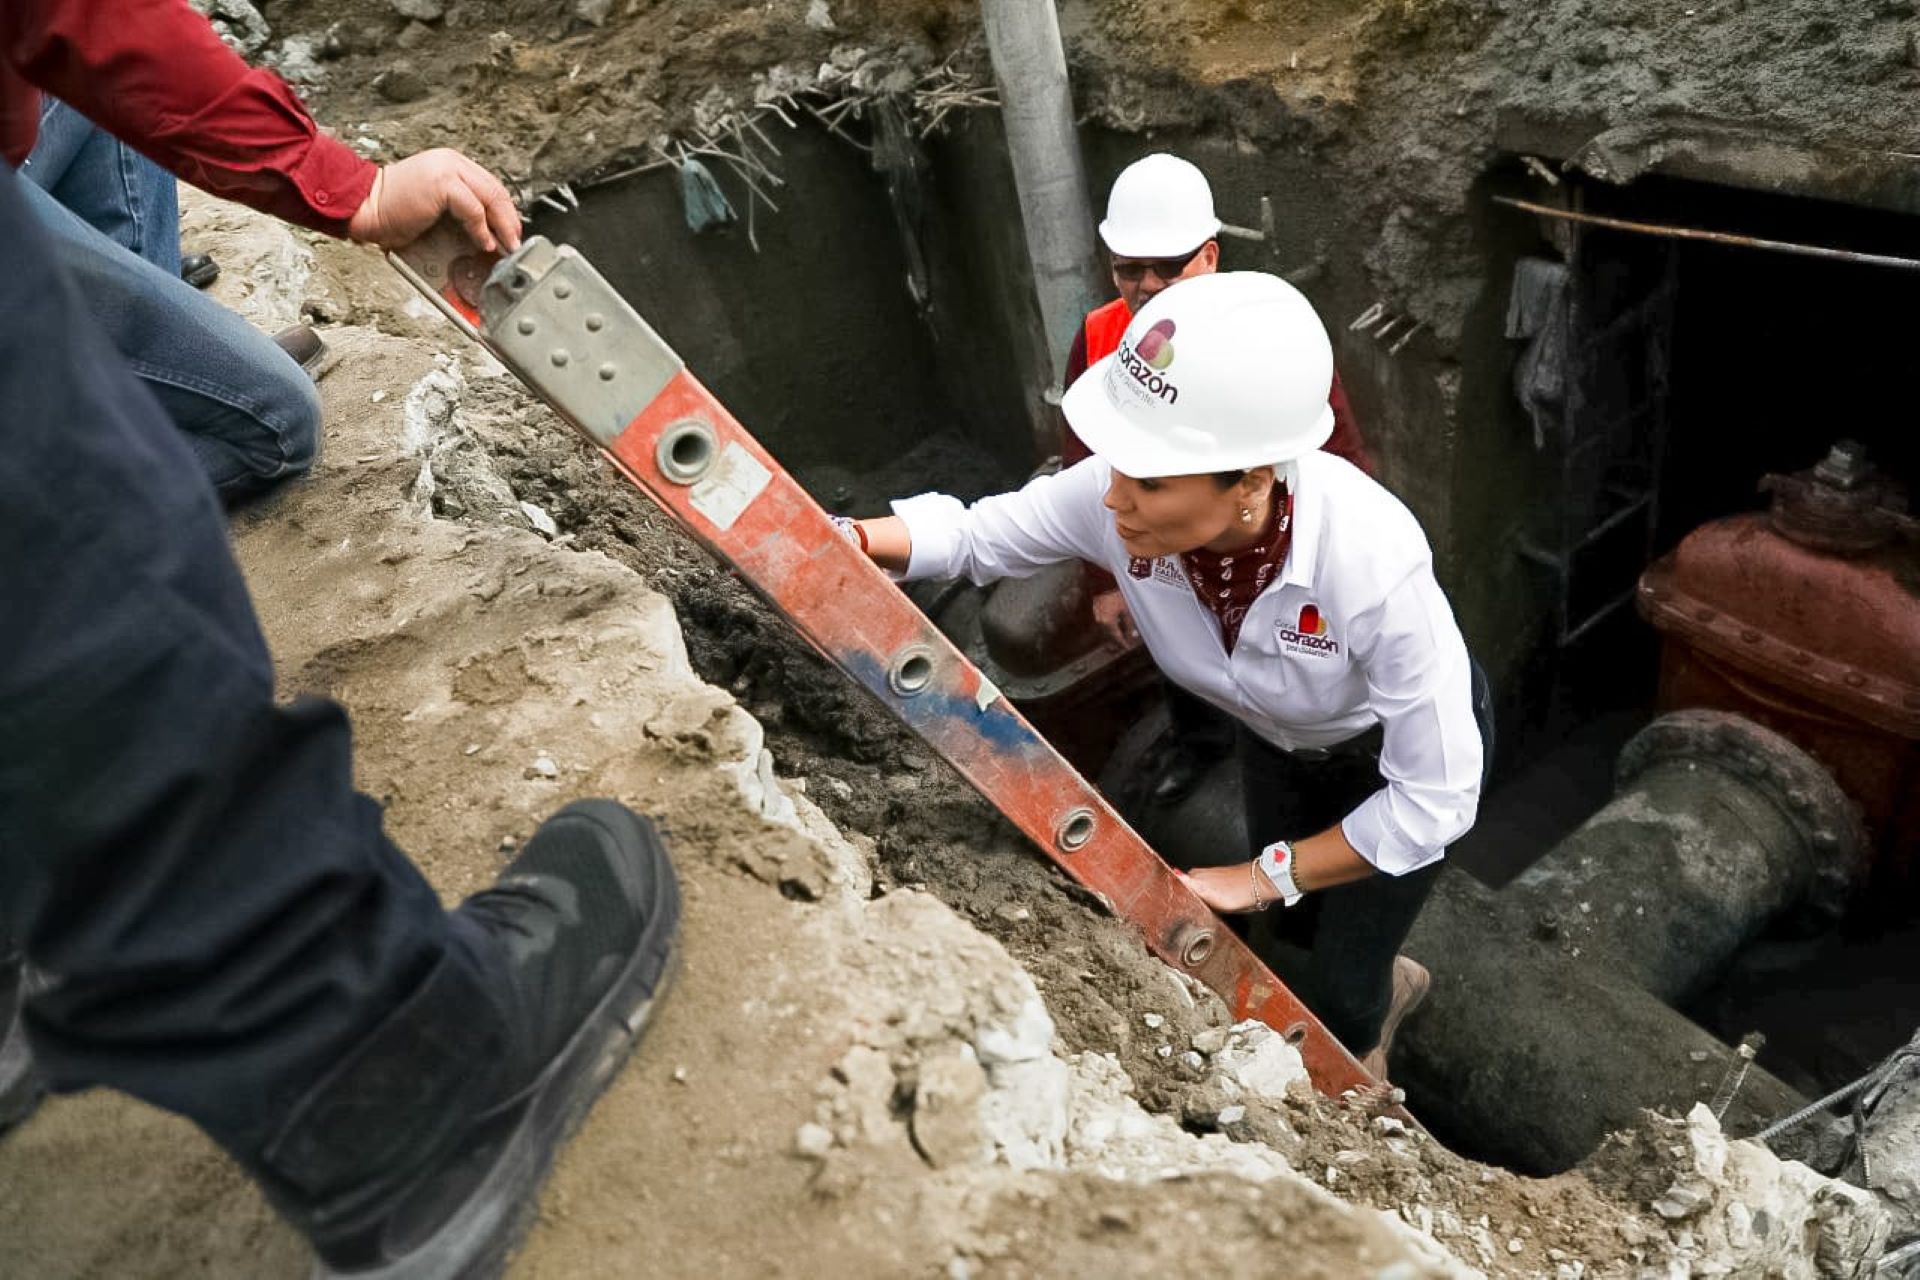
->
[[393, 228, 1389, 1106]]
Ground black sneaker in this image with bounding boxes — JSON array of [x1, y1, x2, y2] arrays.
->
[[0, 959, 44, 1135], [257, 800, 681, 1279]]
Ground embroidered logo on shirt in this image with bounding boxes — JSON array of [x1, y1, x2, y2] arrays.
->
[[1126, 556, 1189, 586], [1276, 603, 1341, 655]]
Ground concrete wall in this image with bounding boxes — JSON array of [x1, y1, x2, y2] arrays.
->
[[526, 121, 1042, 489]]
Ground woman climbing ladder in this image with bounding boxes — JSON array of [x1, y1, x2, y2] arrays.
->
[[846, 272, 1488, 1080]]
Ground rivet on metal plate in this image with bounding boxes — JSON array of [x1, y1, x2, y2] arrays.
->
[[656, 418, 717, 485], [598, 363, 617, 382], [516, 316, 537, 335], [1055, 807, 1096, 853], [888, 646, 936, 697], [550, 349, 570, 367]]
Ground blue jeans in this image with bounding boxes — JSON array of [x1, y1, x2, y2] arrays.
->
[[0, 161, 459, 1165], [19, 101, 320, 502]]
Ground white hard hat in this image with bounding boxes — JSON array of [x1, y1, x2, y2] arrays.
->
[[1098, 154, 1222, 258], [1062, 272, 1335, 478]]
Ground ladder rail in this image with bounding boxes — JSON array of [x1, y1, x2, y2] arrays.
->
[[394, 231, 1392, 1108]]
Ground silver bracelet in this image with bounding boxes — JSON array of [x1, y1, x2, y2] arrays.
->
[[1257, 840, 1306, 908]]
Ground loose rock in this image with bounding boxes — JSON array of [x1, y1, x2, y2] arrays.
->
[[387, 0, 443, 21], [373, 64, 431, 104]]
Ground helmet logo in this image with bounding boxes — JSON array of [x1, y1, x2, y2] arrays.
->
[[1111, 318, 1181, 407], [1136, 319, 1176, 370]]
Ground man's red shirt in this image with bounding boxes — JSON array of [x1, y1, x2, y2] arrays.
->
[[1, 0, 375, 234]]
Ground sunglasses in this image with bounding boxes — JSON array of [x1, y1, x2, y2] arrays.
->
[[1109, 245, 1205, 284]]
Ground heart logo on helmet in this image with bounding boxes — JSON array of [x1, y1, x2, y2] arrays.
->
[[1135, 319, 1176, 370]]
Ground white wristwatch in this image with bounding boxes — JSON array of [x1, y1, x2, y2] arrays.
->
[[1257, 840, 1306, 908]]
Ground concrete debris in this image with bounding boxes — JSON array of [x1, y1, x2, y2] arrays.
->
[[401, 357, 466, 494], [978, 1053, 1070, 1171], [190, 0, 271, 56], [1191, 1026, 1228, 1055], [1208, 1019, 1309, 1102], [386, 0, 444, 23], [574, 0, 615, 28], [973, 988, 1053, 1068], [909, 1049, 990, 1169], [1140, 1013, 1164, 1030], [273, 35, 329, 87], [794, 1122, 834, 1159], [805, 0, 834, 31], [518, 501, 559, 538], [1861, 1058, 1920, 1235], [753, 63, 819, 104], [1061, 1051, 1294, 1184], [525, 754, 559, 780], [1649, 1105, 1890, 1276]]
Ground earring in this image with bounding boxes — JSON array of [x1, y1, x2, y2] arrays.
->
[[1239, 507, 1253, 524]]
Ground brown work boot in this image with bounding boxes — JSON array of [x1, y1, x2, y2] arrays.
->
[[1361, 955, 1431, 1081], [272, 324, 326, 375]]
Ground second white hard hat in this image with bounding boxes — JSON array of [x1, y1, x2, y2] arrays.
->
[[1062, 272, 1335, 479], [1098, 154, 1223, 258]]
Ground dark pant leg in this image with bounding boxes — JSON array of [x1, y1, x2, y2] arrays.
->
[[1235, 660, 1496, 1054], [0, 167, 457, 1160], [1164, 681, 1235, 753], [1237, 729, 1442, 1055]]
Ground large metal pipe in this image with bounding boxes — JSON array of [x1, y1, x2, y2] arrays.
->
[[1494, 710, 1865, 1003], [1398, 711, 1866, 1173], [979, 0, 1105, 393]]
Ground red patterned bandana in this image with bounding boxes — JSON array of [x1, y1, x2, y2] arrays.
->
[[1180, 485, 1293, 652]]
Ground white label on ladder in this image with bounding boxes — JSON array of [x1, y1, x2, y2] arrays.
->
[[690, 443, 772, 532], [975, 674, 1002, 713]]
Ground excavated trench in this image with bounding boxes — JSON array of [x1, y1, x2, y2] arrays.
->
[[249, 0, 1918, 1245], [477, 104, 1920, 1197]]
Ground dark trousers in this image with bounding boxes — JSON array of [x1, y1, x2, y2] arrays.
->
[[1234, 730, 1442, 1055], [1218, 663, 1493, 1057], [0, 166, 457, 1161]]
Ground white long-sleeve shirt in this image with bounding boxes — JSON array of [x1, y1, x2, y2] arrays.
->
[[892, 451, 1483, 875]]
